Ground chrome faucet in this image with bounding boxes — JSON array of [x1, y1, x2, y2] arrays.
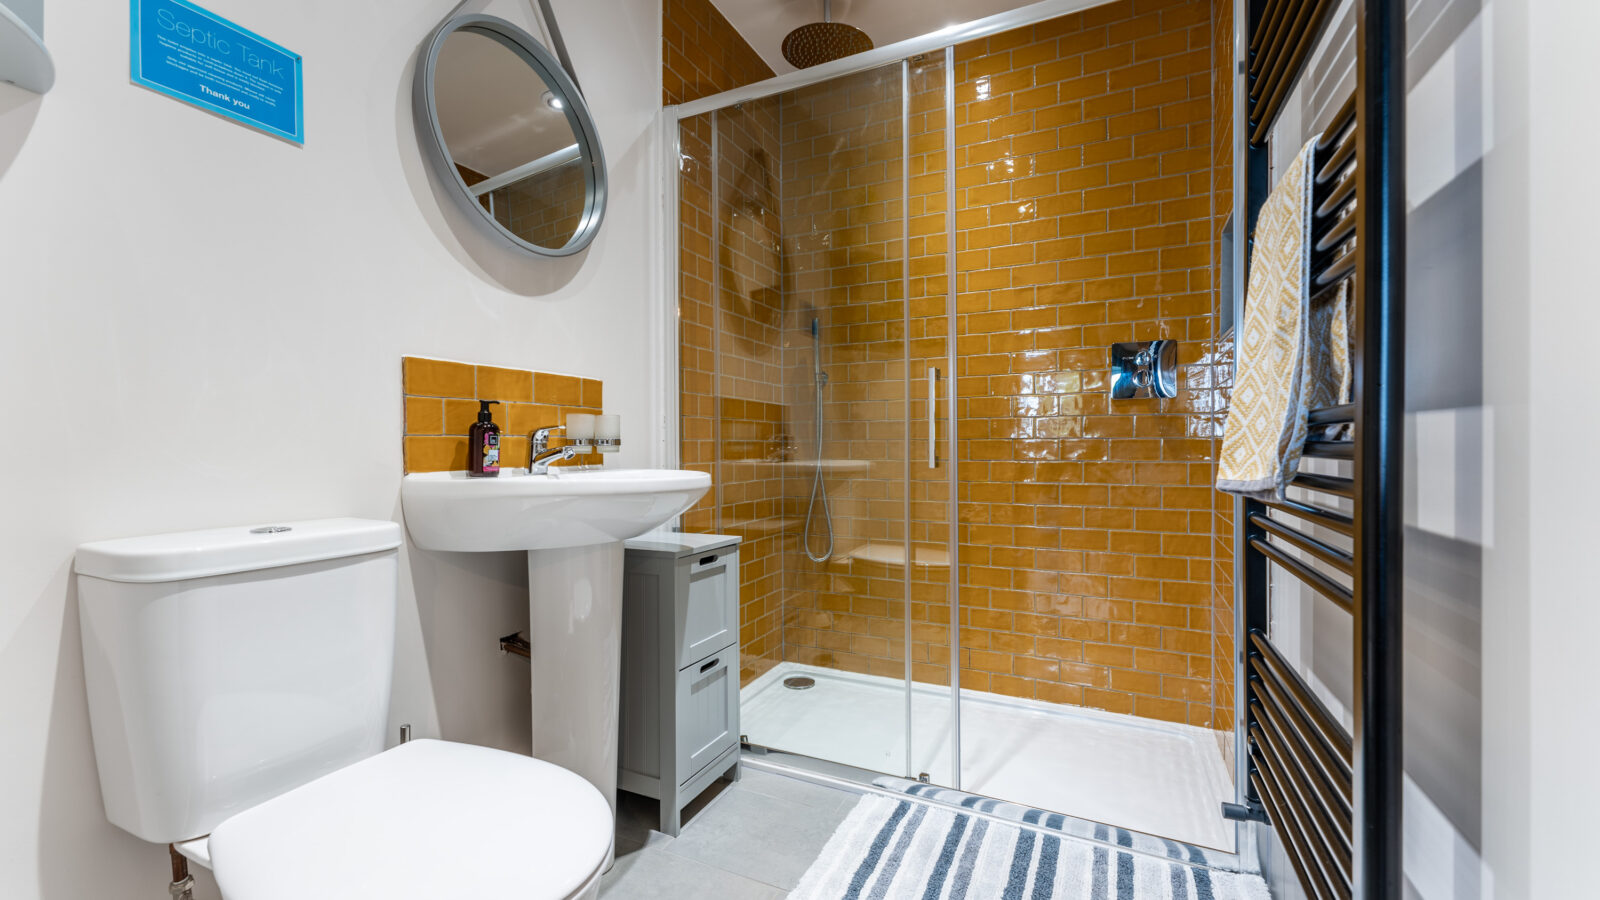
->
[[528, 425, 578, 475]]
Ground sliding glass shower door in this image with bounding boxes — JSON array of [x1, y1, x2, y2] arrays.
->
[[677, 55, 960, 787]]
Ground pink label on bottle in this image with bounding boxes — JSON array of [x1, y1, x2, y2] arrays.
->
[[483, 433, 500, 472]]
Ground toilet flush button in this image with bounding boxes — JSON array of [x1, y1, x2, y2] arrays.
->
[[249, 526, 293, 534]]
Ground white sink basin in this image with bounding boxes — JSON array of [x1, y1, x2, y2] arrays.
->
[[400, 468, 710, 552], [399, 465, 711, 832]]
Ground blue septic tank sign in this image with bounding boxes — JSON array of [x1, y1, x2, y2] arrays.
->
[[130, 0, 304, 144]]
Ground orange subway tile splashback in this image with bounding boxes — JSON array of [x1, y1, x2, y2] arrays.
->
[[400, 356, 602, 474]]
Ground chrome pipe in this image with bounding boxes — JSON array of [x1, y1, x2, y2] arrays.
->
[[167, 845, 194, 900]]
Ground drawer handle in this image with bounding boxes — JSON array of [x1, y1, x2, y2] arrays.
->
[[699, 554, 718, 565], [699, 657, 720, 673]]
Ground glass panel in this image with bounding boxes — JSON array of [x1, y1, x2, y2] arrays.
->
[[766, 62, 909, 776], [675, 2, 1239, 855], [714, 99, 788, 693], [677, 112, 718, 534], [677, 63, 919, 778], [905, 51, 959, 787]]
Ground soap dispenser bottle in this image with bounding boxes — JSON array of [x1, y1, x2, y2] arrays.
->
[[468, 400, 501, 477]]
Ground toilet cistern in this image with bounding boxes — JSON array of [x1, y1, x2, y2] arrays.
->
[[74, 519, 613, 900]]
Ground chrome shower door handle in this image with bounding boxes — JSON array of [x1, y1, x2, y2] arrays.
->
[[927, 366, 939, 469]]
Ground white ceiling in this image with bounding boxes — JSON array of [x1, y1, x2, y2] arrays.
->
[[710, 0, 1047, 76]]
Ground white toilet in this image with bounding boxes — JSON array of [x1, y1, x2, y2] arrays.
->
[[75, 518, 613, 899]]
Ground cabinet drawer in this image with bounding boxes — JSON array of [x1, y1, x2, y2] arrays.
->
[[675, 649, 738, 785], [678, 550, 737, 668]]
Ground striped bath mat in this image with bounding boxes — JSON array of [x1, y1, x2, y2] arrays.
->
[[869, 777, 1233, 868], [790, 794, 1269, 900]]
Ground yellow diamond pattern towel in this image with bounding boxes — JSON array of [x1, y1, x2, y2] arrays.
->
[[1218, 136, 1351, 500]]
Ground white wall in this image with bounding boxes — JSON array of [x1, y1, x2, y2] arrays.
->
[[1487, 1, 1600, 896], [1480, 1, 1532, 894], [0, 0, 663, 897]]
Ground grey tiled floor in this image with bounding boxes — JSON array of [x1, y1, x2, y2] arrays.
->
[[601, 765, 862, 899]]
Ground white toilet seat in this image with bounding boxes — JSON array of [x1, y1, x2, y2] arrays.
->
[[205, 739, 612, 900]]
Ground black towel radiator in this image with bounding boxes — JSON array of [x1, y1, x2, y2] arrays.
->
[[1232, 1, 1405, 899]]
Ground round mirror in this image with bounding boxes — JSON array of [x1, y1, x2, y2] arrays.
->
[[415, 15, 606, 257]]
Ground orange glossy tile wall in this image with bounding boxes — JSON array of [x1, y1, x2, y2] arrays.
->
[[759, 1, 1227, 727], [673, 0, 1235, 729], [679, 113, 717, 532], [950, 0, 1222, 727], [666, 0, 775, 531], [663, 0, 774, 105], [715, 99, 788, 680], [401, 357, 602, 473]]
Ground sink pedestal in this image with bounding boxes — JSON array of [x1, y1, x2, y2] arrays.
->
[[398, 465, 711, 874], [526, 540, 625, 816]]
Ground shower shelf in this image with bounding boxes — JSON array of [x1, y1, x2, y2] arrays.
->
[[842, 542, 950, 569], [718, 516, 800, 536], [754, 459, 872, 474]]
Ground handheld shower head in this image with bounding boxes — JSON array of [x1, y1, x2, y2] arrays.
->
[[810, 317, 827, 387], [803, 314, 833, 562]]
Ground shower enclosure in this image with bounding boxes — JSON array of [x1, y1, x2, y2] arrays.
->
[[666, 0, 1236, 854]]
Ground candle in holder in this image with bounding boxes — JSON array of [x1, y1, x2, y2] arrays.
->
[[566, 413, 596, 453], [596, 415, 620, 452]]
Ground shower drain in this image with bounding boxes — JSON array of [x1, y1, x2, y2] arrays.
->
[[783, 676, 817, 690]]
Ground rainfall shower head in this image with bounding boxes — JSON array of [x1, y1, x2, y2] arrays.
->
[[782, 0, 873, 69]]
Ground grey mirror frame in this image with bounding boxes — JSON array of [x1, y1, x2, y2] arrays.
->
[[414, 14, 607, 258]]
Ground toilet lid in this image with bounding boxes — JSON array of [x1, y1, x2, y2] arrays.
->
[[208, 739, 612, 900]]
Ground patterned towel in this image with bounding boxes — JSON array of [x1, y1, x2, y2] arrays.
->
[[1218, 136, 1352, 500]]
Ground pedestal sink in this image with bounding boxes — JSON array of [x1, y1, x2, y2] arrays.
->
[[400, 467, 711, 819]]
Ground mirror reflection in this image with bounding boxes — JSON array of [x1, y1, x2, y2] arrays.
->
[[433, 29, 589, 250]]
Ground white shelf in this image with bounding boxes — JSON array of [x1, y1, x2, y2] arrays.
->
[[0, 4, 54, 94], [842, 541, 950, 569]]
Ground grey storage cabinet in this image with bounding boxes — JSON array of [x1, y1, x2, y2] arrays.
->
[[618, 533, 742, 835]]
